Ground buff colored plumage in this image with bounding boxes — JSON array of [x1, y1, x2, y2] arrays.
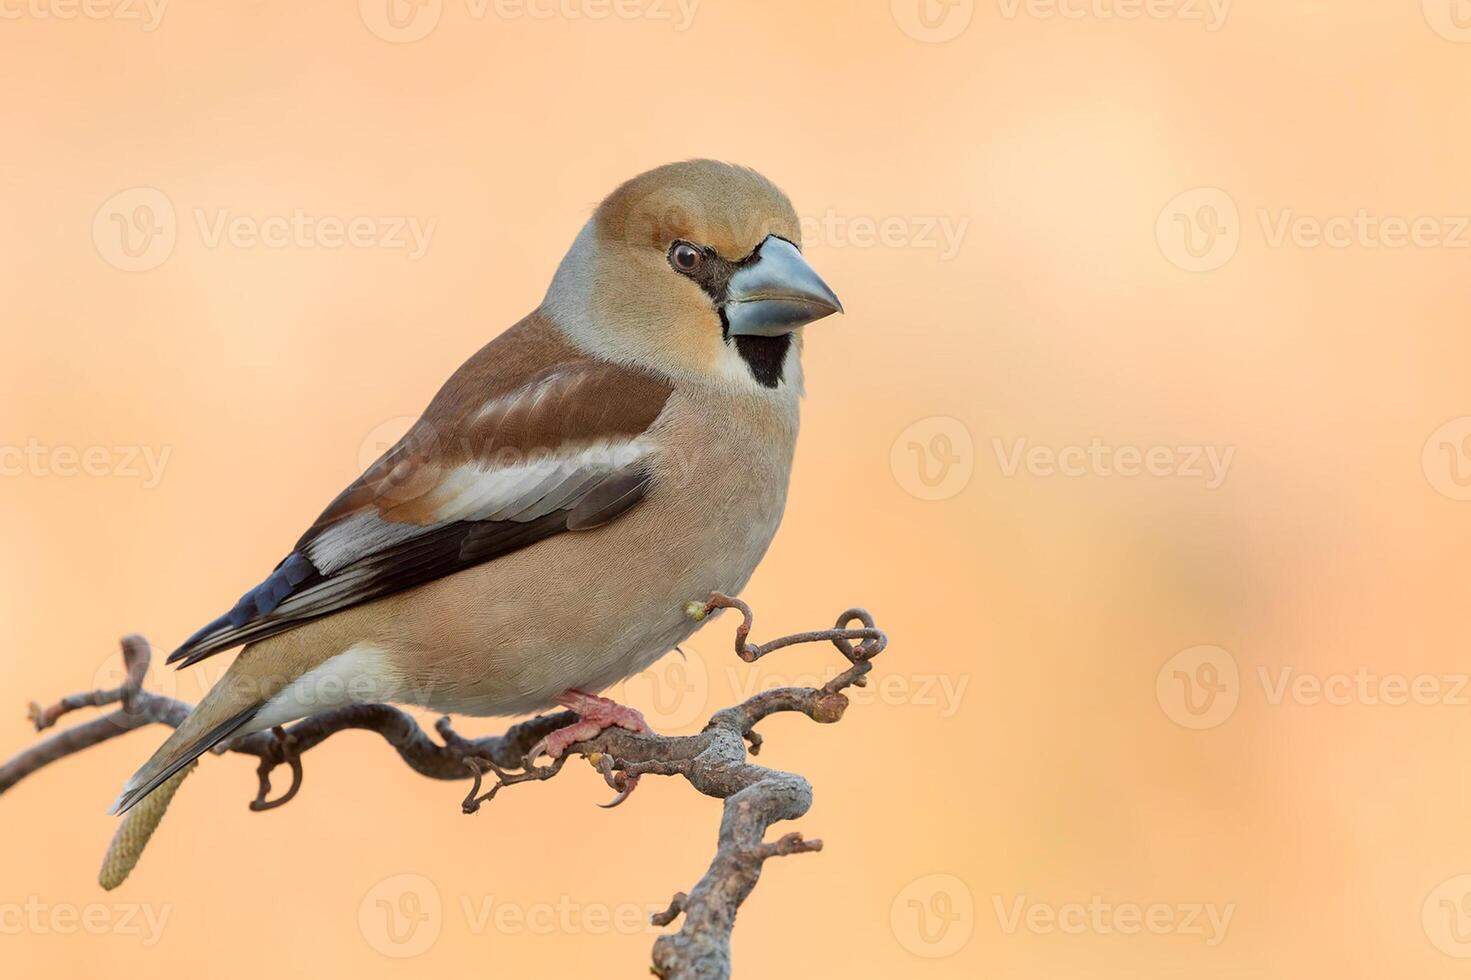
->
[[112, 161, 842, 815]]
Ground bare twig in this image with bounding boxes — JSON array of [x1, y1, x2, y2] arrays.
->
[[1, 596, 888, 980]]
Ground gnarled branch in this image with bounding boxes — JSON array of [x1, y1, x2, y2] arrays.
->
[[1, 594, 888, 980]]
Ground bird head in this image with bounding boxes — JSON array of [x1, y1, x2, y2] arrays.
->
[[543, 160, 843, 391]]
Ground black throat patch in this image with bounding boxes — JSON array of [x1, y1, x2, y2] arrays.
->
[[731, 333, 792, 389], [673, 241, 792, 389]]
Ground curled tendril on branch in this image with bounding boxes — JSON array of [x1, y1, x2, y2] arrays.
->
[[0, 594, 890, 980]]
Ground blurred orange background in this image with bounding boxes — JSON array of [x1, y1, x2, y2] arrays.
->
[[5, 1, 1471, 977]]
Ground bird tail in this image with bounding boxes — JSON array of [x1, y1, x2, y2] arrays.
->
[[110, 688, 262, 816]]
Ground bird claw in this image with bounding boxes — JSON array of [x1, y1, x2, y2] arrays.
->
[[591, 752, 640, 808], [598, 778, 638, 809], [523, 690, 654, 806]]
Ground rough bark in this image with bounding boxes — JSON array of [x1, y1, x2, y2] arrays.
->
[[0, 594, 887, 980]]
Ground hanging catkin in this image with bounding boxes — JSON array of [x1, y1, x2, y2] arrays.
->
[[98, 760, 197, 890]]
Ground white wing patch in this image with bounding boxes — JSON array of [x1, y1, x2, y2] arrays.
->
[[305, 514, 422, 575], [425, 437, 655, 523], [302, 437, 656, 575]]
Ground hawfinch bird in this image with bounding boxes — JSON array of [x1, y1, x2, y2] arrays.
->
[[112, 160, 842, 815]]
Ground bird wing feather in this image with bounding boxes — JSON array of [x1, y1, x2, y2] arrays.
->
[[168, 338, 674, 668]]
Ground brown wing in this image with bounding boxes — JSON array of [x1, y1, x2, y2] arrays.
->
[[169, 317, 673, 667]]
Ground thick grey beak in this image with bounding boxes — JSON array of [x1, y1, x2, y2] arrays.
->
[[724, 236, 843, 338]]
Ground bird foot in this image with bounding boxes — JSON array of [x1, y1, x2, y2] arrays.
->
[[527, 690, 654, 807], [530, 689, 654, 759]]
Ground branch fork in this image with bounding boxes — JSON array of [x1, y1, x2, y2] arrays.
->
[[1, 594, 888, 980]]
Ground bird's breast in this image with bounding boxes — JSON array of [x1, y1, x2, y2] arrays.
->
[[378, 383, 801, 717]]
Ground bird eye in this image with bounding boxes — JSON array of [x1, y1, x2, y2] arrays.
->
[[669, 241, 703, 273]]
